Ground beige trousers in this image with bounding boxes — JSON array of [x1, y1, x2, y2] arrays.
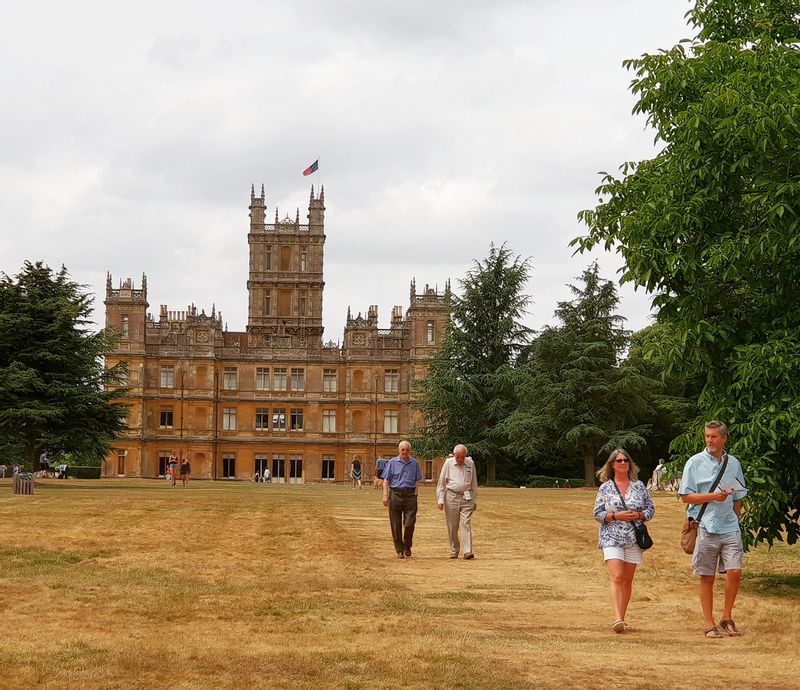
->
[[444, 490, 475, 556]]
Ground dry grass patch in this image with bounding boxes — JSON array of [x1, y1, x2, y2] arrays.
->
[[0, 479, 798, 688]]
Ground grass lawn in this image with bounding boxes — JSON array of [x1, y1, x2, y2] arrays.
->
[[1, 479, 798, 689]]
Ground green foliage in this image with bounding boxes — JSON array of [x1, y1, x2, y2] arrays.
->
[[501, 262, 657, 486], [412, 244, 532, 483], [523, 475, 585, 488], [574, 0, 800, 544], [0, 262, 128, 469], [68, 466, 102, 479]]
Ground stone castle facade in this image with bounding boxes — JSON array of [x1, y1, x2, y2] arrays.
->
[[103, 184, 450, 482]]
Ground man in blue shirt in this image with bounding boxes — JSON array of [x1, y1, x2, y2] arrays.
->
[[679, 420, 748, 638], [382, 440, 423, 558]]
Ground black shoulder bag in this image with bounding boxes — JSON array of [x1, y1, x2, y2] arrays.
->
[[612, 480, 653, 550]]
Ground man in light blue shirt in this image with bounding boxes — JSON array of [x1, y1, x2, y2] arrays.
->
[[382, 440, 423, 558], [679, 420, 747, 638]]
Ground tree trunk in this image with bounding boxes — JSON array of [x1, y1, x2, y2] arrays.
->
[[584, 451, 596, 487], [487, 457, 496, 486]]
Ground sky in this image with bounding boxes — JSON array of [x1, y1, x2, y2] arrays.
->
[[0, 0, 694, 341]]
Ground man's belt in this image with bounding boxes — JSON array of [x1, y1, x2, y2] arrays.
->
[[391, 488, 416, 493]]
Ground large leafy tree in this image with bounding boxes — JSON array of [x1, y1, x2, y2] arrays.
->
[[502, 262, 654, 486], [575, 1, 800, 543], [0, 262, 128, 468], [412, 244, 532, 484]]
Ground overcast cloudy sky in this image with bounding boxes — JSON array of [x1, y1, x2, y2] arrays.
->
[[1, 0, 693, 341]]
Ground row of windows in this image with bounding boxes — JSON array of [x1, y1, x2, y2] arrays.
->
[[153, 452, 434, 481], [157, 366, 401, 392], [262, 290, 308, 317], [157, 406, 400, 433]]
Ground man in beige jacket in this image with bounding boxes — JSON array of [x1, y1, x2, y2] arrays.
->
[[436, 444, 478, 560]]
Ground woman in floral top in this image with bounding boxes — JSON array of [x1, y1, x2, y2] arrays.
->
[[593, 448, 655, 633]]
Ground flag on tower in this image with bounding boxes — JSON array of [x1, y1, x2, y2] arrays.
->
[[302, 160, 319, 176]]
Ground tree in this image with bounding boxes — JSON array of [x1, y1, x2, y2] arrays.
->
[[412, 244, 532, 484], [502, 262, 654, 486], [0, 262, 128, 468], [575, 1, 800, 543]]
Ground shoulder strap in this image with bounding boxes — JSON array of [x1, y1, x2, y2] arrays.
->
[[695, 452, 729, 523], [611, 480, 629, 510]]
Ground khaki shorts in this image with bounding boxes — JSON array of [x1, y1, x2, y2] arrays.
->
[[693, 527, 743, 576]]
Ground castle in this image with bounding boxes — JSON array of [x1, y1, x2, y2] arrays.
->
[[103, 184, 450, 482]]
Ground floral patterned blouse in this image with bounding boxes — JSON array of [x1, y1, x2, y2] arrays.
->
[[593, 479, 655, 549]]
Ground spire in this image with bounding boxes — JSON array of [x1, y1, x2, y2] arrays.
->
[[251, 183, 255, 199], [295, 207, 300, 224], [260, 183, 265, 201], [106, 272, 112, 291], [275, 207, 279, 223], [142, 272, 147, 293], [320, 185, 324, 202]]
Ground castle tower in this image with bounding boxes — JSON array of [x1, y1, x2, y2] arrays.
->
[[104, 273, 149, 352], [246, 184, 326, 347]]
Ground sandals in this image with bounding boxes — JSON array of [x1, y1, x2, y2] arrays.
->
[[612, 619, 625, 633], [720, 619, 742, 636], [704, 626, 723, 638]]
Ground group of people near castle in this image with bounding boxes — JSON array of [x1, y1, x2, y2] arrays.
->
[[381, 420, 748, 638]]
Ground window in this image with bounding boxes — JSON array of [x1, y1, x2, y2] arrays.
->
[[223, 407, 237, 431], [256, 367, 270, 390], [290, 368, 305, 391], [290, 455, 303, 479], [299, 292, 306, 317], [384, 410, 398, 434], [159, 408, 174, 429], [323, 369, 337, 392], [273, 368, 287, 391], [121, 315, 129, 337], [280, 246, 291, 271], [272, 408, 286, 431], [116, 369, 128, 386], [427, 320, 435, 344], [272, 454, 286, 480], [223, 367, 238, 390], [223, 453, 236, 478], [278, 290, 291, 316], [160, 366, 175, 388], [255, 453, 269, 476], [265, 246, 272, 271], [264, 291, 272, 316], [255, 408, 269, 431], [322, 455, 335, 480], [116, 450, 126, 475], [300, 250, 307, 272], [322, 409, 337, 433], [290, 408, 304, 431], [384, 369, 399, 393]]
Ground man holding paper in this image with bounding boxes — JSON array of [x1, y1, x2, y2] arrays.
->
[[679, 420, 748, 638], [436, 444, 478, 560]]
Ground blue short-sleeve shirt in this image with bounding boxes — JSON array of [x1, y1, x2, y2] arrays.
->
[[679, 450, 747, 535], [383, 456, 423, 489]]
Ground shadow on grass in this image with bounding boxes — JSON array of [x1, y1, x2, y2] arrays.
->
[[743, 573, 800, 599]]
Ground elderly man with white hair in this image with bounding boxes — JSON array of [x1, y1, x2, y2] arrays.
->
[[436, 444, 478, 560]]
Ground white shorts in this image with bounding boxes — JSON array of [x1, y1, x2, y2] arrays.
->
[[602, 544, 643, 565]]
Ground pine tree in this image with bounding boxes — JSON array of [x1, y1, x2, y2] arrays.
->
[[502, 262, 654, 486], [0, 262, 128, 468], [412, 244, 532, 484]]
